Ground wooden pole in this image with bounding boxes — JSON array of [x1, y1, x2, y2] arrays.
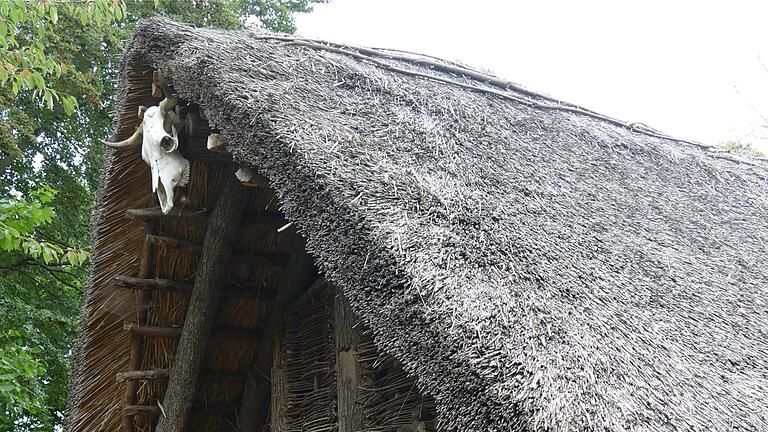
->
[[269, 335, 288, 432], [121, 220, 156, 432], [334, 288, 365, 432], [126, 206, 286, 228], [155, 171, 248, 432], [117, 368, 246, 384]]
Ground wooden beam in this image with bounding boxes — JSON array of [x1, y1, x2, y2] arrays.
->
[[115, 276, 191, 294], [127, 206, 286, 228], [117, 369, 170, 383], [126, 207, 208, 224], [235, 167, 271, 188], [117, 368, 246, 383], [146, 233, 201, 253], [123, 405, 161, 417], [155, 172, 248, 432], [124, 322, 261, 341], [124, 322, 182, 339], [114, 276, 275, 300], [144, 233, 288, 267], [206, 133, 226, 153], [334, 288, 365, 432]]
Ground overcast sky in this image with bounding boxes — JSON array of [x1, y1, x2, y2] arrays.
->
[[295, 1, 768, 151]]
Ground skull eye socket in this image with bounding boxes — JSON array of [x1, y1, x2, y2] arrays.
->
[[160, 135, 176, 152]]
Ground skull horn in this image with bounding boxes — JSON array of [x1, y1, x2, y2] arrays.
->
[[159, 95, 178, 116], [101, 121, 143, 149]]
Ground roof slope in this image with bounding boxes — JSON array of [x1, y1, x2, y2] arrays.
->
[[73, 17, 768, 431]]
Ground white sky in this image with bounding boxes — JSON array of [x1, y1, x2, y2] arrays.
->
[[295, 0, 768, 151]]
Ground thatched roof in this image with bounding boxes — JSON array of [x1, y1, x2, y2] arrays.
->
[[68, 17, 768, 431]]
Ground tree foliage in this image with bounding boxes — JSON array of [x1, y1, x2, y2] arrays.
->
[[719, 140, 766, 158], [0, 0, 324, 429]]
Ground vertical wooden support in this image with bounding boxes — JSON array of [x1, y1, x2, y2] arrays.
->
[[237, 235, 316, 431], [334, 288, 364, 432], [155, 172, 248, 432], [121, 221, 156, 432], [269, 334, 287, 432]]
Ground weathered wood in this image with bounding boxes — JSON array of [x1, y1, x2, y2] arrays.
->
[[126, 206, 286, 228], [122, 220, 156, 432], [124, 322, 182, 338], [115, 276, 191, 293], [146, 233, 201, 253], [206, 133, 226, 153], [144, 233, 288, 267], [235, 167, 271, 188], [155, 172, 248, 432], [238, 235, 318, 432], [117, 369, 170, 383], [270, 334, 288, 432], [114, 276, 275, 300], [126, 207, 208, 224], [117, 368, 246, 383], [334, 288, 365, 432], [123, 405, 161, 417]]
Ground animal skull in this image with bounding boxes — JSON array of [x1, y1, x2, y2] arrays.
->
[[102, 96, 189, 214]]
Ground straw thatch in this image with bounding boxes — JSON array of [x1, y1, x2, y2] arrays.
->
[[67, 17, 768, 431]]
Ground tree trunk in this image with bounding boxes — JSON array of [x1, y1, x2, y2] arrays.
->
[[155, 172, 247, 432]]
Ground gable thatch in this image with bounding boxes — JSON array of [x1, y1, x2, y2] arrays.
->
[[67, 17, 768, 431]]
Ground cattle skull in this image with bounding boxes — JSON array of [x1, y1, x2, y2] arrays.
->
[[102, 96, 189, 214]]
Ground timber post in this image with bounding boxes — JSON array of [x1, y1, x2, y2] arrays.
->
[[334, 288, 365, 432], [155, 170, 248, 432]]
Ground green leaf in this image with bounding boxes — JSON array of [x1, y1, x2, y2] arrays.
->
[[31, 72, 45, 90], [65, 249, 77, 266], [62, 95, 77, 116], [49, 6, 58, 24], [9, 5, 22, 24], [43, 90, 53, 110]]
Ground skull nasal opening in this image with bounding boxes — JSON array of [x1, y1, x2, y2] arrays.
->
[[160, 135, 175, 152]]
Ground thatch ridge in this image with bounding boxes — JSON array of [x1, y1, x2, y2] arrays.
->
[[69, 17, 768, 431]]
